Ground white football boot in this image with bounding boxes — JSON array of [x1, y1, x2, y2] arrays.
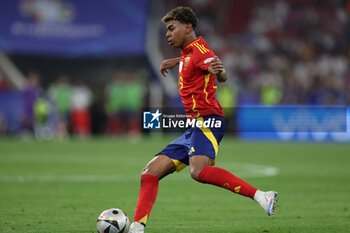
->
[[129, 222, 145, 233], [254, 190, 278, 216]]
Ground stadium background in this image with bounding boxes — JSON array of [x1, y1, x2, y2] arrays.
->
[[0, 0, 349, 233]]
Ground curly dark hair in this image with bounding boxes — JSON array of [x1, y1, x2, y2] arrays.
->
[[161, 6, 197, 30]]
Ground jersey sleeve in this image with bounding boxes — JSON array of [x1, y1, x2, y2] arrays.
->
[[192, 43, 215, 71]]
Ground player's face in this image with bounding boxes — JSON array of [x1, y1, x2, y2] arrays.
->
[[165, 20, 187, 49]]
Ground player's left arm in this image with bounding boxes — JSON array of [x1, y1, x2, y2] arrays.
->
[[207, 56, 227, 82]]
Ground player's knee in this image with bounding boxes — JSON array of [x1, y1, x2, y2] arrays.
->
[[141, 165, 153, 176], [190, 168, 201, 181], [141, 164, 169, 179], [141, 167, 148, 175]]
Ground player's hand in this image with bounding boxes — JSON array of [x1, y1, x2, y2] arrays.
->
[[208, 56, 227, 82], [208, 56, 224, 75], [160, 58, 180, 77]]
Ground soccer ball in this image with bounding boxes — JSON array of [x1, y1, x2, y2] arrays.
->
[[97, 208, 130, 233]]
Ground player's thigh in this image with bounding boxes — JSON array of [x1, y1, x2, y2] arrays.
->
[[189, 155, 213, 180], [142, 154, 176, 180]]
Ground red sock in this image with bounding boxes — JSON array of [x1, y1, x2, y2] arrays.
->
[[133, 174, 159, 225], [197, 166, 257, 199]]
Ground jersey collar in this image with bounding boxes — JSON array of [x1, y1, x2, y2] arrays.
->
[[182, 36, 204, 54]]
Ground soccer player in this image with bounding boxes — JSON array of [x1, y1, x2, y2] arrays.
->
[[129, 7, 278, 233]]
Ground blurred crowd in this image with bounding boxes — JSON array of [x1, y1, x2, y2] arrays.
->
[[1, 0, 349, 138], [0, 69, 145, 139], [163, 0, 350, 107]]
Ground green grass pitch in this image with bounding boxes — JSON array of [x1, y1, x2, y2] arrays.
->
[[0, 136, 349, 233]]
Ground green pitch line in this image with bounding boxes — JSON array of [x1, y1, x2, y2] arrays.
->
[[0, 162, 278, 183]]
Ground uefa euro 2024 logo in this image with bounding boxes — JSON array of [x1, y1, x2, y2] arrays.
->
[[143, 110, 162, 129]]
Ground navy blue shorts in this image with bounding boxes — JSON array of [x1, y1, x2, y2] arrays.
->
[[157, 115, 226, 171]]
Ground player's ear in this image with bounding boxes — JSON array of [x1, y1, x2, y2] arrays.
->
[[185, 24, 193, 34]]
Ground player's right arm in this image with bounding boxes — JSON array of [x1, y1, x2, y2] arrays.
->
[[160, 57, 180, 77]]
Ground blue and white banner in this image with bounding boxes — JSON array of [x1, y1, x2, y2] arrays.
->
[[0, 0, 149, 56], [237, 106, 350, 142]]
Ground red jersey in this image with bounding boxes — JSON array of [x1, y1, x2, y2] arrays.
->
[[178, 37, 225, 118]]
